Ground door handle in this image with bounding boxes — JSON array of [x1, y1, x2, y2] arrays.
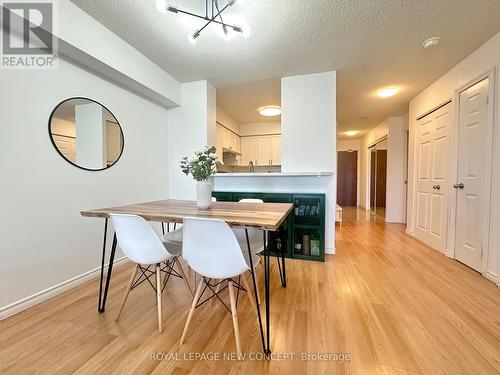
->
[[432, 184, 441, 190], [453, 183, 464, 189]]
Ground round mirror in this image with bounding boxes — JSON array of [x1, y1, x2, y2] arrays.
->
[[49, 97, 124, 171]]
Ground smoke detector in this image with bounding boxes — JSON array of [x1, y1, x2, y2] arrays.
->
[[423, 36, 440, 49]]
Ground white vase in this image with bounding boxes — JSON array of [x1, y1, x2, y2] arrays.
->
[[196, 180, 212, 209]]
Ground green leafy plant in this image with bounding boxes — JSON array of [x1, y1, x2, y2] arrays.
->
[[180, 146, 219, 182]]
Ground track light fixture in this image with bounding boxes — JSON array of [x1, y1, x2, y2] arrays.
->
[[159, 0, 245, 41]]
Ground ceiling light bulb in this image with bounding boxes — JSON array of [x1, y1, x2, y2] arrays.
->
[[423, 36, 440, 49], [156, 0, 167, 13], [345, 130, 359, 136], [378, 87, 398, 97], [259, 106, 281, 116]]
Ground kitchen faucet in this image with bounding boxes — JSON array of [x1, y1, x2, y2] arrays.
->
[[248, 160, 254, 173]]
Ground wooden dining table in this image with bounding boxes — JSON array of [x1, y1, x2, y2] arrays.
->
[[81, 199, 293, 355]]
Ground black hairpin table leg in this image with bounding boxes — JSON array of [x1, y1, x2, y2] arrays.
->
[[263, 230, 271, 355], [279, 230, 287, 287], [98, 218, 117, 313]]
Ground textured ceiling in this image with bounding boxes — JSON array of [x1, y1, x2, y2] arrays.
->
[[217, 78, 280, 123], [71, 0, 500, 138]]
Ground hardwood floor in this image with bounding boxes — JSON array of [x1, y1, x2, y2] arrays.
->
[[1, 214, 500, 374]]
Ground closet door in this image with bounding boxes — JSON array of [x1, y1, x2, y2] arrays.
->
[[415, 103, 451, 251], [455, 78, 490, 271]]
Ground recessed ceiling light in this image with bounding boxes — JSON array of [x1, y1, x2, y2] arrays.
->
[[345, 130, 359, 136], [423, 36, 440, 49], [259, 106, 281, 116], [378, 87, 398, 97]]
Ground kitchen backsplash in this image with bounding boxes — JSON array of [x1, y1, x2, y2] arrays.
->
[[217, 165, 282, 173]]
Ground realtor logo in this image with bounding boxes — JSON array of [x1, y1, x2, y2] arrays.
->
[[1, 1, 57, 69]]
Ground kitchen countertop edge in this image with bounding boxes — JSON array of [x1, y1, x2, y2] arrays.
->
[[213, 172, 334, 177]]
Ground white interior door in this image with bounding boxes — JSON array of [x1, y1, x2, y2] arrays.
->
[[415, 103, 451, 251], [455, 78, 490, 271]]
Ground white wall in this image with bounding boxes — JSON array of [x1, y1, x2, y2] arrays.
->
[[56, 1, 181, 106], [1, 1, 181, 107], [239, 122, 281, 136], [359, 120, 389, 209], [337, 139, 361, 206], [386, 116, 408, 223], [168, 81, 216, 200], [216, 106, 240, 134], [0, 57, 170, 316], [359, 116, 408, 223], [407, 31, 500, 284], [281, 71, 336, 173], [281, 71, 337, 251]]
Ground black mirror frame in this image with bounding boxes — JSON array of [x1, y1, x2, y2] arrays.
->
[[48, 97, 124, 172]]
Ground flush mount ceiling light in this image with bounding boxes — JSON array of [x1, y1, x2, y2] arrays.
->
[[378, 87, 398, 97], [423, 36, 440, 49], [158, 0, 244, 41], [345, 130, 359, 136], [259, 106, 281, 117]]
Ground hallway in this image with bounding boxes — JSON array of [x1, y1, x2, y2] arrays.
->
[[1, 215, 499, 374], [334, 213, 500, 373]]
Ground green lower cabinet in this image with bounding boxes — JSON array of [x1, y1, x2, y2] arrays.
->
[[291, 194, 325, 261], [212, 191, 325, 262]]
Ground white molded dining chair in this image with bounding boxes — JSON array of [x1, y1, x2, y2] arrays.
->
[[161, 196, 216, 244], [233, 198, 265, 255], [179, 217, 259, 355], [110, 214, 193, 333], [163, 196, 218, 287]]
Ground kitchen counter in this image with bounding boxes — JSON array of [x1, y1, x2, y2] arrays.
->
[[214, 172, 334, 177], [212, 171, 336, 255]]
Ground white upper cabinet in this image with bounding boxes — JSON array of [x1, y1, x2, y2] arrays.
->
[[241, 137, 257, 165], [256, 136, 271, 166], [216, 124, 224, 160], [216, 123, 280, 167], [216, 123, 241, 164], [270, 135, 281, 165], [240, 135, 281, 166]]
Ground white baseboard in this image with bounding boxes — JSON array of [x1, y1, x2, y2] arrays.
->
[[484, 270, 499, 285], [325, 247, 335, 255], [0, 257, 128, 321], [405, 228, 414, 236]]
